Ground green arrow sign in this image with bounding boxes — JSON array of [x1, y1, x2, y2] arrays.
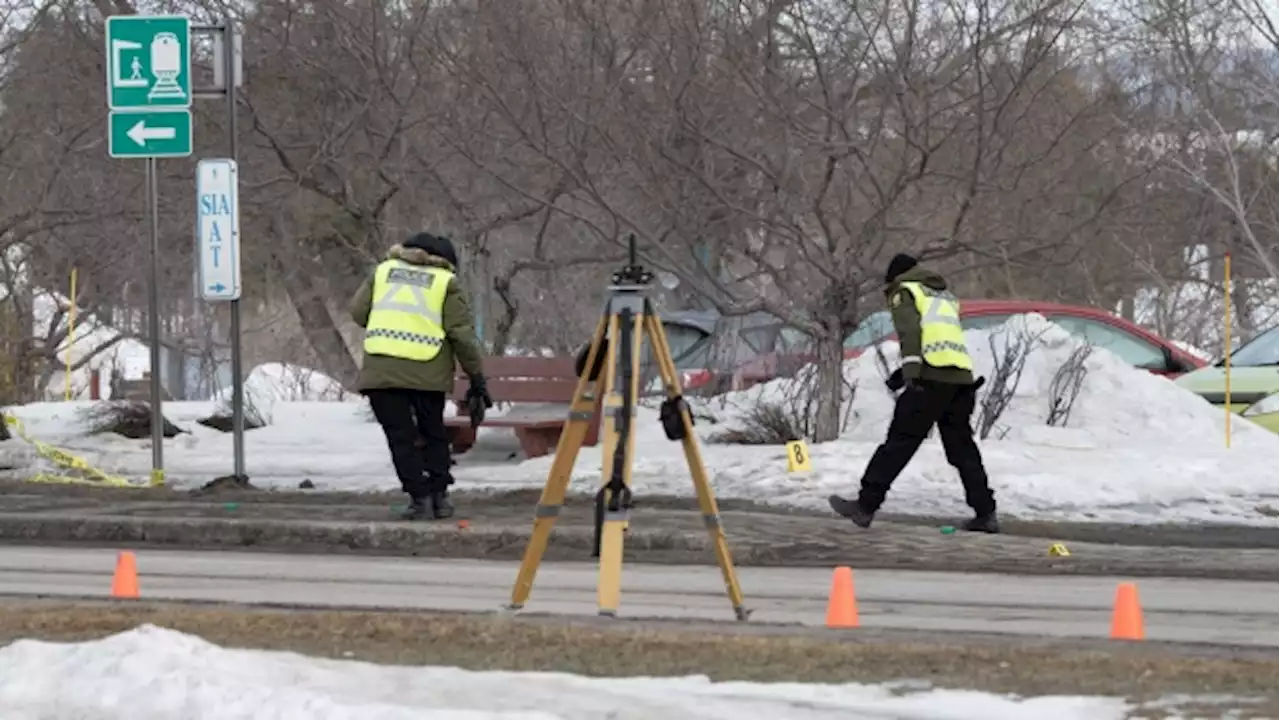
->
[[109, 110, 193, 158], [105, 15, 191, 110]]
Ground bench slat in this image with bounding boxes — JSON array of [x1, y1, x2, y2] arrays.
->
[[444, 417, 563, 429], [452, 355, 581, 404], [478, 356, 577, 377]]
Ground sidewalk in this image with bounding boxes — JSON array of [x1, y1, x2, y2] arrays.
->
[[0, 482, 1274, 579]]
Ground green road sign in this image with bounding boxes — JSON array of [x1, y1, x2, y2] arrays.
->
[[105, 15, 191, 110], [109, 109, 193, 158]]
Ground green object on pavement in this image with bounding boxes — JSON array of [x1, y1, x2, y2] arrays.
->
[[223, 502, 238, 512], [939, 525, 955, 534]]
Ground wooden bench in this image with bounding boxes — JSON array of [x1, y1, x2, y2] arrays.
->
[[446, 357, 601, 459]]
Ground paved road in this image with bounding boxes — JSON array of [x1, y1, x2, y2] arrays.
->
[[0, 546, 1273, 646]]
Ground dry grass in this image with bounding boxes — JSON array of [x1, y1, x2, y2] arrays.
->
[[0, 600, 1274, 714]]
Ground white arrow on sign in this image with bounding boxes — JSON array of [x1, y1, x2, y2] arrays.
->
[[126, 120, 176, 146]]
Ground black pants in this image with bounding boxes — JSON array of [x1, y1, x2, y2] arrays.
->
[[366, 389, 453, 498], [857, 380, 996, 516]]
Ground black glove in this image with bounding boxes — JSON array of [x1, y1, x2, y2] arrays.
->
[[885, 367, 904, 392], [466, 375, 494, 429], [903, 375, 923, 393]]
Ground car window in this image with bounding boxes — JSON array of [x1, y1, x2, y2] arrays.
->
[[1048, 316, 1165, 368], [844, 311, 895, 349], [960, 314, 1013, 332], [739, 325, 782, 355], [778, 327, 811, 351], [647, 323, 711, 371], [1231, 326, 1279, 366]]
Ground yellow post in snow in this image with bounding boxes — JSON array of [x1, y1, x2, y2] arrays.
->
[[1223, 252, 1231, 449], [64, 267, 78, 402]]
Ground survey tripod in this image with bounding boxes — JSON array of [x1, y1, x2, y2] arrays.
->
[[507, 236, 751, 621]]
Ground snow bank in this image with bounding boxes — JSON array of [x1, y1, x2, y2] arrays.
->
[[210, 363, 351, 418], [707, 313, 1272, 450], [0, 625, 1131, 720]]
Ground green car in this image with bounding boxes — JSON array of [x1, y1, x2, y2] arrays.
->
[[1175, 326, 1279, 433]]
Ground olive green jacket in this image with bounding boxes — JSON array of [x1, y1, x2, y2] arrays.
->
[[886, 265, 975, 386], [349, 244, 485, 393]]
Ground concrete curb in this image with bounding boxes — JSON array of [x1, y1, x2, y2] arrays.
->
[[0, 514, 712, 560]]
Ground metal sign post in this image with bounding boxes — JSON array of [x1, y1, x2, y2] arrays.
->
[[105, 14, 194, 486], [196, 16, 246, 479], [145, 157, 162, 480]]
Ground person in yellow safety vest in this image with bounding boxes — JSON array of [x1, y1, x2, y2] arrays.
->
[[350, 233, 491, 521], [828, 253, 999, 533]]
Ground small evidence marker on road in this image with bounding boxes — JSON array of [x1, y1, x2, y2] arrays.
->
[[785, 439, 812, 474], [1049, 542, 1071, 557], [939, 525, 956, 534], [222, 502, 238, 512]]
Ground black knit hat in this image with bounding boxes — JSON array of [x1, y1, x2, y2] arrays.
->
[[404, 232, 459, 267], [884, 253, 918, 283]]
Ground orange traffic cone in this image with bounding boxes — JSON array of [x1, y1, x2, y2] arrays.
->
[[110, 551, 140, 599], [825, 566, 859, 628], [1110, 582, 1144, 640]]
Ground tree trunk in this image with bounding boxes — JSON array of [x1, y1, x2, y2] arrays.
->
[[811, 318, 846, 443], [489, 275, 519, 356], [269, 255, 361, 388]]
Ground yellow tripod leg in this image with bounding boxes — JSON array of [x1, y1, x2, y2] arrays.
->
[[597, 308, 644, 616], [509, 314, 609, 610], [645, 312, 750, 620]]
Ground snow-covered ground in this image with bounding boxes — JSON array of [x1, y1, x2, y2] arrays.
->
[[0, 625, 1153, 719], [1, 314, 1276, 526]]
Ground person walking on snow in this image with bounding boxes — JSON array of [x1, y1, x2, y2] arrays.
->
[[828, 253, 999, 533], [350, 233, 492, 521]]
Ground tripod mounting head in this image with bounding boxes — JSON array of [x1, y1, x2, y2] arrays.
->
[[611, 233, 654, 287]]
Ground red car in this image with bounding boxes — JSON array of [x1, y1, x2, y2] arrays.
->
[[723, 299, 1205, 390]]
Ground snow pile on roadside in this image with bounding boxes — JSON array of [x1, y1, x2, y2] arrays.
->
[[210, 363, 354, 417], [0, 625, 1132, 720], [705, 313, 1271, 450]]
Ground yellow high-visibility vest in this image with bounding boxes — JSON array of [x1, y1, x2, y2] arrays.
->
[[363, 260, 451, 361], [899, 281, 973, 371]]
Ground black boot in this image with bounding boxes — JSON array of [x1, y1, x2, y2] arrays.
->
[[964, 512, 1000, 534], [431, 491, 454, 520], [828, 495, 874, 528], [401, 496, 430, 521]]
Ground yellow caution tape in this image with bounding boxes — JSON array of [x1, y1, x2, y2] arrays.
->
[[4, 414, 147, 488]]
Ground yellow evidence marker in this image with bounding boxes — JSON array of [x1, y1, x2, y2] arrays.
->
[[1049, 543, 1071, 557], [785, 439, 812, 473]]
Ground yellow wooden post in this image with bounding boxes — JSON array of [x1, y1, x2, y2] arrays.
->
[[64, 267, 78, 402], [1223, 252, 1231, 449]]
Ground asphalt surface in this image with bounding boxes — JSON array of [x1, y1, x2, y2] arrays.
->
[[1, 545, 1273, 647]]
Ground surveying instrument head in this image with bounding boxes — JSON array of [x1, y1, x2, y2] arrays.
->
[[609, 234, 654, 290], [504, 232, 751, 622]]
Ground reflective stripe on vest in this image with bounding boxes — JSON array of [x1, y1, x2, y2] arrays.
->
[[899, 281, 973, 372], [363, 260, 451, 361]]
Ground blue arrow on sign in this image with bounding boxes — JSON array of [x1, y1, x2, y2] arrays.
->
[[209, 283, 226, 293]]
